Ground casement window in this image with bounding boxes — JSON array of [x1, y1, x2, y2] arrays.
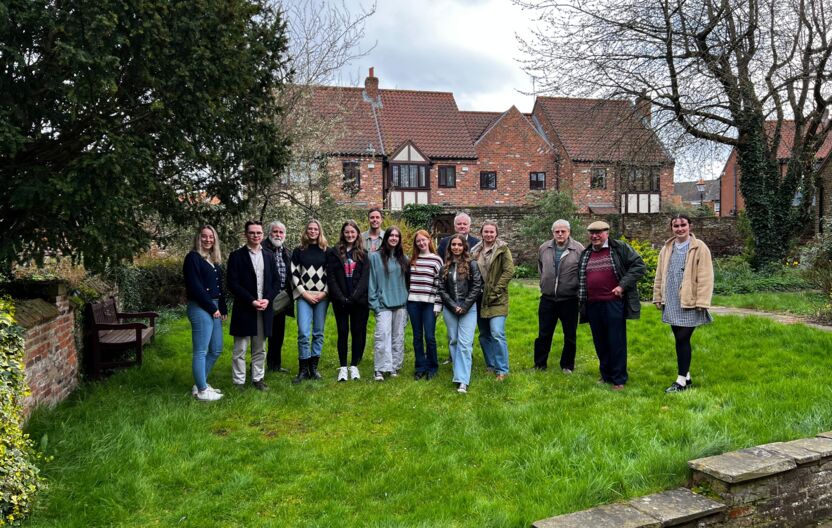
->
[[624, 166, 660, 192], [590, 168, 607, 189], [529, 172, 546, 190], [620, 166, 661, 213], [392, 164, 428, 189], [480, 171, 497, 190], [342, 161, 360, 192], [438, 166, 456, 188]]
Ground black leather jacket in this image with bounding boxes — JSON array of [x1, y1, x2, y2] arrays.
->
[[438, 261, 483, 312]]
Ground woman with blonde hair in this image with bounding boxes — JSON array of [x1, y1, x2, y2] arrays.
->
[[291, 219, 329, 383], [184, 225, 227, 401], [407, 229, 444, 380]]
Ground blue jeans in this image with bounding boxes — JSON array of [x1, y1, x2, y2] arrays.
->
[[443, 305, 477, 385], [187, 300, 223, 391], [478, 315, 509, 375], [297, 298, 329, 360], [407, 301, 438, 374]]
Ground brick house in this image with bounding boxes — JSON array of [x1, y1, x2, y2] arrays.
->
[[816, 151, 832, 232], [718, 120, 832, 218], [309, 69, 674, 212]]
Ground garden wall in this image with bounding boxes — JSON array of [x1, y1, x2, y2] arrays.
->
[[13, 281, 79, 418], [434, 207, 745, 264], [533, 431, 832, 527]]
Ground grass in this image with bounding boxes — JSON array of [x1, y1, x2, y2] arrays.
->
[[712, 291, 827, 316], [22, 283, 832, 527]]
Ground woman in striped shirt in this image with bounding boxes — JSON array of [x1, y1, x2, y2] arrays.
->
[[407, 230, 444, 380]]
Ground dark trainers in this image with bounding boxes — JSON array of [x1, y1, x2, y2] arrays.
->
[[665, 382, 687, 393], [252, 379, 269, 391]]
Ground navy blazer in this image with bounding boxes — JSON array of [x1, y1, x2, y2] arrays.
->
[[226, 245, 279, 337], [183, 251, 228, 316], [438, 234, 481, 262]]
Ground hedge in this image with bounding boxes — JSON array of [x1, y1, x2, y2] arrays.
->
[[0, 298, 43, 526]]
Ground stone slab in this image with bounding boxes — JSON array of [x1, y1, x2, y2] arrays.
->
[[817, 431, 832, 440], [14, 298, 60, 329], [628, 488, 726, 526], [689, 448, 796, 483], [533, 503, 661, 528], [787, 437, 832, 458], [758, 441, 822, 464]]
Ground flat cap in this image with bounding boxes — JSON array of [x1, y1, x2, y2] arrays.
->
[[587, 220, 610, 231]]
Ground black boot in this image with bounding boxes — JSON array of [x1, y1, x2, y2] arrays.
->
[[309, 356, 322, 380], [293, 358, 310, 384]]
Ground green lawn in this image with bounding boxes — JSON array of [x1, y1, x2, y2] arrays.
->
[[23, 283, 832, 527], [712, 290, 827, 316]]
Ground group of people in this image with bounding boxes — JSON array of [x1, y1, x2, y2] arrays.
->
[[183, 209, 713, 402]]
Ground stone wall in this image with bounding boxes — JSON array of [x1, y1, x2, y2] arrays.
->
[[13, 282, 80, 417], [433, 207, 745, 264], [533, 431, 832, 528]]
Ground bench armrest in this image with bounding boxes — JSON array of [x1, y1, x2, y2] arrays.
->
[[94, 322, 148, 331]]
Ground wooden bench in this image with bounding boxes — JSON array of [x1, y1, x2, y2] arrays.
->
[[86, 297, 158, 378]]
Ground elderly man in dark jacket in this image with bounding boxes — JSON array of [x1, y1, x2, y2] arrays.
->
[[262, 220, 294, 373], [227, 221, 280, 390], [534, 219, 585, 373], [578, 221, 645, 390]]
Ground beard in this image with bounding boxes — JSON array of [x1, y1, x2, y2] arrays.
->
[[270, 237, 283, 248]]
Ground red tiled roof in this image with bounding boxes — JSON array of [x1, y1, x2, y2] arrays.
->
[[307, 86, 477, 159], [535, 97, 671, 163], [308, 86, 381, 156], [376, 90, 477, 159], [764, 120, 832, 160], [460, 111, 502, 142]]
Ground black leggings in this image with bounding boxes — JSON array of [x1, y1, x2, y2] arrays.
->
[[671, 325, 696, 376]]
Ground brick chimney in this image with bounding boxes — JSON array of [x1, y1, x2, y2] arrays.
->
[[635, 92, 652, 125], [364, 67, 379, 103]]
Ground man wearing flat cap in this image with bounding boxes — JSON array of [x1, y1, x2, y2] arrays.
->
[[577, 220, 645, 390]]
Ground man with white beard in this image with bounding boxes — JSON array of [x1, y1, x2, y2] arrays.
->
[[263, 221, 294, 373]]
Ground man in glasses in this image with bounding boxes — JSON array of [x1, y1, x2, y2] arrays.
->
[[227, 220, 280, 390], [533, 219, 584, 373], [577, 221, 645, 390]]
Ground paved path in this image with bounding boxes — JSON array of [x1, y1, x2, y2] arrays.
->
[[709, 305, 832, 333]]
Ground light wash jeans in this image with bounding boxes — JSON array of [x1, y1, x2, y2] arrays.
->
[[373, 307, 407, 373], [478, 315, 509, 375], [297, 298, 329, 360], [187, 300, 223, 391], [443, 305, 477, 385], [232, 313, 265, 384]]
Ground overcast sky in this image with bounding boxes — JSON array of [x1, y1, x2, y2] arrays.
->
[[336, 0, 538, 113]]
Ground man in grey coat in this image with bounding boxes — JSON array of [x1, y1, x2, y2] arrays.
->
[[533, 219, 584, 372]]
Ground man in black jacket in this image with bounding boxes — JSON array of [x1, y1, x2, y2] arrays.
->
[[577, 221, 645, 390], [227, 221, 279, 390], [263, 220, 294, 373], [437, 212, 480, 260]]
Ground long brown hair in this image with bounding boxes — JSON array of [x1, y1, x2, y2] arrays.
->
[[380, 226, 408, 275], [442, 234, 471, 280], [337, 220, 365, 262], [409, 229, 436, 265], [300, 219, 328, 250]]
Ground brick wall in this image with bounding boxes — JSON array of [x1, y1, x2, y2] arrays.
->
[[14, 282, 80, 418], [534, 431, 832, 528]]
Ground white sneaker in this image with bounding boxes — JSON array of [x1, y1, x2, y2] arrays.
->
[[349, 366, 361, 380], [390, 370, 399, 378], [457, 383, 468, 394], [195, 389, 223, 401], [192, 384, 222, 395], [337, 367, 348, 382], [374, 371, 384, 381]]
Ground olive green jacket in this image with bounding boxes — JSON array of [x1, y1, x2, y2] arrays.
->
[[471, 240, 515, 318]]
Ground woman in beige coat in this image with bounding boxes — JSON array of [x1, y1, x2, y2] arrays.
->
[[652, 213, 714, 393]]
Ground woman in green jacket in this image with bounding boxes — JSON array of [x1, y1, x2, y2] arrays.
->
[[470, 220, 515, 380]]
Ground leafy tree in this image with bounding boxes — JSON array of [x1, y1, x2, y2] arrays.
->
[[0, 0, 292, 272], [518, 0, 832, 267], [519, 190, 582, 247]]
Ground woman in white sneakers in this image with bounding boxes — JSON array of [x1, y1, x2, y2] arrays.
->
[[326, 220, 370, 382], [407, 230, 443, 380]]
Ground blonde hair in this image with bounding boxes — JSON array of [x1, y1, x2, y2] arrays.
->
[[193, 225, 222, 265], [300, 219, 328, 250]]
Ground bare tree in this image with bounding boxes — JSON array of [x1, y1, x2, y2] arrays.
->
[[517, 0, 832, 266], [251, 0, 376, 230]]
